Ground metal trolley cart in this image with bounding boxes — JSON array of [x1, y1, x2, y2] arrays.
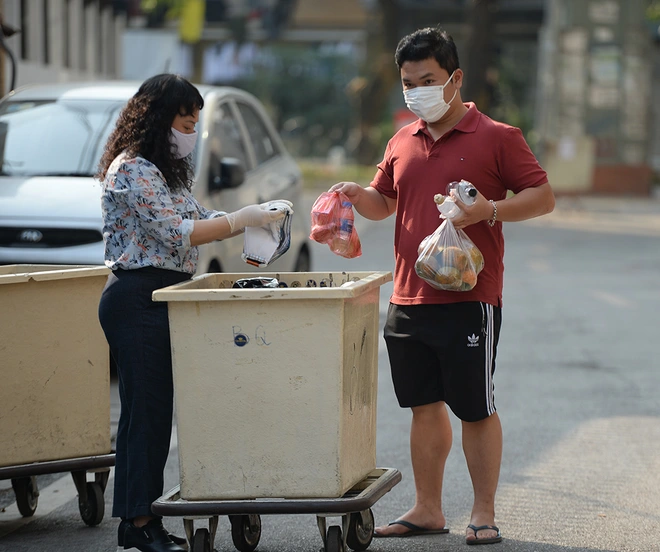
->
[[152, 467, 401, 552], [0, 453, 115, 526]]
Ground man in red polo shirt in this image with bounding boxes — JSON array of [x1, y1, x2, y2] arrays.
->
[[330, 27, 555, 546]]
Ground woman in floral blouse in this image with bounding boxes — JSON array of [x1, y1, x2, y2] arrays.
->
[[97, 74, 289, 552]]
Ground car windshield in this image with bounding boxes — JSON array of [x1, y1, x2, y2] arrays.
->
[[0, 99, 125, 177]]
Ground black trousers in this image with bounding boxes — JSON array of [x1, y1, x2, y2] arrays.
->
[[98, 267, 191, 519]]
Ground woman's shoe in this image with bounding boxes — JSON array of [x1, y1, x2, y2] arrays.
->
[[117, 519, 188, 552], [118, 519, 188, 550], [168, 533, 188, 549], [117, 518, 186, 552]]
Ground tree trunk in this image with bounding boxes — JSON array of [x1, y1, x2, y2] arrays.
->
[[462, 0, 498, 113], [353, 0, 401, 166]]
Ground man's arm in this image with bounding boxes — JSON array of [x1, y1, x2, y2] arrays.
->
[[492, 182, 555, 222], [451, 182, 555, 230], [328, 181, 396, 221]]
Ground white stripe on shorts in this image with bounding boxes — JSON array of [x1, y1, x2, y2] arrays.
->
[[483, 302, 496, 415]]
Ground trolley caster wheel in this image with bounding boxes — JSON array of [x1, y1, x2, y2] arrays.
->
[[229, 514, 261, 552], [346, 509, 374, 551], [11, 476, 39, 517], [79, 481, 104, 526], [325, 525, 344, 552], [192, 527, 211, 552]]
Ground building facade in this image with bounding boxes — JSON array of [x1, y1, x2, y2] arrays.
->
[[1, 0, 656, 193], [536, 0, 655, 194], [1, 0, 128, 96]]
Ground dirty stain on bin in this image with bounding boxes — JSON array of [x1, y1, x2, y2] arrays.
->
[[152, 271, 392, 501]]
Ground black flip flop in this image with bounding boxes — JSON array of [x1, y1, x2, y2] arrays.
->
[[466, 524, 502, 545], [373, 519, 450, 538]]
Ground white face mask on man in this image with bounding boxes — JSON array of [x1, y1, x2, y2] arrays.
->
[[170, 127, 198, 159], [403, 70, 457, 123]]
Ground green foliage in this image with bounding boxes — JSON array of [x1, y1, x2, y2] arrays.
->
[[140, 0, 182, 20], [489, 55, 534, 141], [229, 44, 360, 159], [647, 1, 660, 21]]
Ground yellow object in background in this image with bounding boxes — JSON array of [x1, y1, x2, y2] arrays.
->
[[179, 0, 206, 44]]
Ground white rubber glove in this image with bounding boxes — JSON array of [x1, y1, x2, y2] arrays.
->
[[262, 199, 293, 210], [225, 202, 292, 234]]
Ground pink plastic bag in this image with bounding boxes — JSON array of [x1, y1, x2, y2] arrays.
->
[[309, 192, 362, 259]]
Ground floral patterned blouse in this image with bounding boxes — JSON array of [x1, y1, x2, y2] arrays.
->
[[101, 153, 226, 274]]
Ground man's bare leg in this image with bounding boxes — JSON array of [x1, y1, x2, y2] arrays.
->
[[374, 401, 452, 536], [462, 412, 502, 543]]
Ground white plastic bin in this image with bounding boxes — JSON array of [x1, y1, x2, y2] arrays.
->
[[0, 265, 112, 467], [153, 271, 392, 500]]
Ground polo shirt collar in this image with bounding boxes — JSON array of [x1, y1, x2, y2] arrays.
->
[[411, 102, 480, 137]]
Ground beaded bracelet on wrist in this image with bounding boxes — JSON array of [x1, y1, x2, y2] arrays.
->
[[487, 199, 497, 227]]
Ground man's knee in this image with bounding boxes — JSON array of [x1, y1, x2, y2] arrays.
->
[[411, 401, 447, 421], [460, 410, 500, 426]]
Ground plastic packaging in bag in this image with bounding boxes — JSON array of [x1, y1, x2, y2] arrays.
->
[[242, 201, 293, 268], [446, 180, 477, 205], [309, 191, 362, 259], [434, 194, 462, 219], [415, 218, 485, 291], [232, 277, 280, 289], [434, 180, 478, 219]]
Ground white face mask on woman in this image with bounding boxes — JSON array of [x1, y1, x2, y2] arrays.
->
[[403, 70, 457, 123], [170, 127, 198, 159]]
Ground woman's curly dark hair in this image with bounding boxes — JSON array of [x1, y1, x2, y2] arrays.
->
[[97, 73, 204, 193]]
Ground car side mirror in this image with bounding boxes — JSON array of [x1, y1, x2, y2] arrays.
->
[[209, 156, 246, 192]]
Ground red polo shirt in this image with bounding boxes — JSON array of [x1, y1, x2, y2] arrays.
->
[[371, 103, 548, 307]]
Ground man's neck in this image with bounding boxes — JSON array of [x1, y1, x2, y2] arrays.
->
[[426, 102, 469, 140]]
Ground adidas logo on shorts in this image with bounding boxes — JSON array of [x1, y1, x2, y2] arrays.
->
[[467, 333, 480, 347]]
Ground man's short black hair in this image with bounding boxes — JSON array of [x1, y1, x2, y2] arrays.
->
[[394, 27, 460, 74]]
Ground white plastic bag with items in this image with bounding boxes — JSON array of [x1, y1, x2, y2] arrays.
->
[[242, 200, 294, 267], [415, 217, 484, 291]]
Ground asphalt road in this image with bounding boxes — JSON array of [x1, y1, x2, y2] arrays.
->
[[1, 192, 660, 552]]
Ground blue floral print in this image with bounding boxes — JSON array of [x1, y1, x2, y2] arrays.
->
[[101, 153, 225, 274]]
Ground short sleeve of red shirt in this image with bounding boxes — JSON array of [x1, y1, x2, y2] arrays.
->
[[372, 141, 397, 199], [498, 126, 548, 193]]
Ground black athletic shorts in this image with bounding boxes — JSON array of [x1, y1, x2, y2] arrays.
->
[[383, 302, 502, 422]]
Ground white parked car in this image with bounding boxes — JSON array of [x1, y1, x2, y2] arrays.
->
[[0, 81, 312, 273]]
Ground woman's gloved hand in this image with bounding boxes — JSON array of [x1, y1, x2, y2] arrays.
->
[[225, 201, 293, 233], [262, 199, 293, 210]]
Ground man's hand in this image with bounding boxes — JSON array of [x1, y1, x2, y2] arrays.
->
[[328, 182, 364, 206], [450, 190, 494, 230]]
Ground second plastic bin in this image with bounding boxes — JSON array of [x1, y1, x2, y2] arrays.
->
[[153, 271, 392, 500], [0, 265, 111, 467]]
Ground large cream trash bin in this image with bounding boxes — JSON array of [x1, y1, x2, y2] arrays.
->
[[153, 271, 392, 500], [0, 265, 112, 467]]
